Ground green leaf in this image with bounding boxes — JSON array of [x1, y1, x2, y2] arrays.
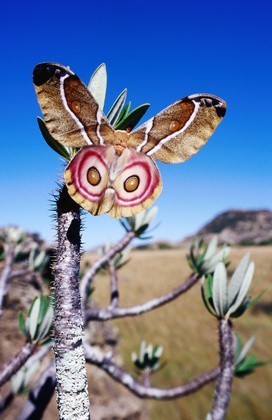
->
[[204, 237, 218, 260], [227, 261, 255, 317], [29, 297, 41, 340], [23, 361, 39, 388], [201, 277, 216, 316], [234, 335, 243, 363], [235, 335, 256, 365], [18, 312, 26, 336], [11, 369, 25, 394], [24, 318, 30, 337], [33, 250, 47, 271], [38, 295, 48, 324], [212, 262, 227, 316], [153, 345, 163, 358], [36, 305, 54, 341], [115, 102, 131, 127], [28, 296, 38, 316], [247, 289, 267, 308], [202, 246, 230, 274], [143, 206, 158, 226], [237, 354, 257, 370], [88, 63, 107, 110], [228, 253, 250, 306], [115, 103, 150, 131], [207, 274, 213, 299], [230, 296, 251, 318], [135, 224, 149, 237], [107, 89, 127, 125], [37, 118, 71, 160]]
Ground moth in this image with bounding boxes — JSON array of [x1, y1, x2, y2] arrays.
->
[[33, 63, 226, 219]]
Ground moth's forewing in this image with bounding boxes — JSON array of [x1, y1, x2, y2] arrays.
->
[[128, 94, 226, 163], [33, 63, 114, 148]]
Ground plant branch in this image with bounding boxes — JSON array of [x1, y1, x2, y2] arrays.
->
[[0, 245, 15, 317], [109, 265, 119, 308], [210, 318, 235, 419], [85, 273, 199, 321], [0, 342, 37, 388], [0, 390, 14, 415], [80, 230, 135, 307], [10, 269, 33, 279], [84, 344, 219, 399], [53, 185, 90, 419]]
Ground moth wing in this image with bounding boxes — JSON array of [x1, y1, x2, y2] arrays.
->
[[65, 145, 115, 215], [108, 148, 162, 219], [33, 63, 115, 148], [65, 146, 162, 219], [128, 94, 226, 163]]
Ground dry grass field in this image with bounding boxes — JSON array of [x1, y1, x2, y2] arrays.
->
[[91, 245, 272, 419]]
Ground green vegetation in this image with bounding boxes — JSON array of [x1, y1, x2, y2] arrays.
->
[[91, 246, 272, 419]]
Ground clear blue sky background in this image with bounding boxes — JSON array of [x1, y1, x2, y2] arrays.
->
[[1, 0, 271, 248]]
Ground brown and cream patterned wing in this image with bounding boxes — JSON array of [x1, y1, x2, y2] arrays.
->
[[128, 94, 226, 163], [33, 63, 115, 148]]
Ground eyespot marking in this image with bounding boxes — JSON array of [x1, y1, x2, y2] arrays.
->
[[71, 100, 81, 114], [124, 175, 140, 193], [87, 167, 101, 186], [169, 120, 181, 132]]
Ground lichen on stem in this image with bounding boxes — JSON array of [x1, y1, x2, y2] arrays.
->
[[53, 185, 90, 419]]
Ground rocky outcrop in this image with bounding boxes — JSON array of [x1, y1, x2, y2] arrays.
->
[[193, 209, 272, 245]]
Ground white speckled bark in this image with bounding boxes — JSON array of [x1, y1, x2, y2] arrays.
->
[[54, 186, 90, 419]]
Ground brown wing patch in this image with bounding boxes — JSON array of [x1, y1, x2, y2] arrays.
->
[[33, 63, 114, 148], [128, 94, 226, 163]]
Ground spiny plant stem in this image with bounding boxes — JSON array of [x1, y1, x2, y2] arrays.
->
[[54, 185, 90, 420], [211, 318, 235, 420]]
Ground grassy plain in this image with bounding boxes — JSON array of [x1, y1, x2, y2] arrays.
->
[[91, 246, 272, 419]]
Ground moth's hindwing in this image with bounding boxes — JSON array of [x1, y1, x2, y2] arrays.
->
[[128, 94, 226, 163], [33, 63, 114, 148], [65, 145, 162, 218]]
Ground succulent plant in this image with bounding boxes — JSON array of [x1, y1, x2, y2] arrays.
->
[[11, 359, 40, 394], [120, 206, 158, 238], [187, 237, 230, 276], [28, 245, 50, 272], [234, 334, 269, 377], [201, 253, 255, 318], [97, 243, 132, 270], [131, 340, 164, 372], [18, 295, 53, 344]]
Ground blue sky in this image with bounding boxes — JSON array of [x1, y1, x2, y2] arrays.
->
[[1, 0, 271, 248]]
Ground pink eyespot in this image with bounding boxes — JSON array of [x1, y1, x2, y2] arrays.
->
[[113, 150, 161, 208], [66, 146, 110, 202]]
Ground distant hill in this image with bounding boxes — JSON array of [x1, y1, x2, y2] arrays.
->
[[187, 209, 272, 245]]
